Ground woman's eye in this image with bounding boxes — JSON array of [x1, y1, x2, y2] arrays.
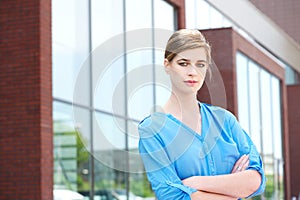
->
[[178, 62, 188, 67], [196, 63, 206, 68]]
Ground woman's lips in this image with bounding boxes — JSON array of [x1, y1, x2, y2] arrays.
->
[[185, 80, 198, 83], [184, 80, 198, 86]]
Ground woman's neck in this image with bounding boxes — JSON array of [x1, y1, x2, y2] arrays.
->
[[163, 92, 200, 119], [163, 92, 202, 134]]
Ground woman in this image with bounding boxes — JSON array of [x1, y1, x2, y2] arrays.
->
[[138, 29, 265, 199]]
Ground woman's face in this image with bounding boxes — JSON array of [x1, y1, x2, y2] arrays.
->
[[164, 47, 208, 95]]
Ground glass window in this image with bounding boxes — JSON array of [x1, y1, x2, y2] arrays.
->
[[126, 0, 176, 199], [236, 52, 284, 199], [93, 56, 126, 115], [124, 0, 157, 120], [93, 112, 127, 196], [185, 0, 232, 29], [153, 0, 176, 112], [154, 45, 172, 111], [236, 52, 250, 133], [260, 69, 275, 199], [285, 64, 300, 85], [271, 77, 282, 160], [126, 0, 152, 30], [93, 112, 126, 152], [185, 0, 208, 29], [209, 6, 224, 29], [53, 101, 91, 192], [126, 49, 154, 120], [260, 69, 273, 156], [154, 0, 176, 30], [91, 0, 125, 115], [248, 61, 262, 152], [53, 0, 178, 199], [271, 77, 284, 199], [91, 0, 124, 50], [127, 119, 154, 198], [52, 0, 90, 105]]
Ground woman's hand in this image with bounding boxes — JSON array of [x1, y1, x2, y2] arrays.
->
[[182, 176, 198, 189], [231, 154, 249, 173]]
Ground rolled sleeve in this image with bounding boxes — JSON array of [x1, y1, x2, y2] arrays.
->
[[228, 112, 266, 198], [139, 122, 196, 200], [245, 143, 266, 198]]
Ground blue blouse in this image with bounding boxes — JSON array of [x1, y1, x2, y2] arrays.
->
[[138, 102, 265, 200]]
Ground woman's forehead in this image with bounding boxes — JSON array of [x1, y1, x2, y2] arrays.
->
[[176, 48, 207, 61]]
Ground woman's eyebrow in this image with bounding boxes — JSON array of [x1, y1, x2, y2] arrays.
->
[[176, 58, 189, 62], [176, 57, 207, 62], [197, 60, 207, 63], [178, 59, 207, 62]]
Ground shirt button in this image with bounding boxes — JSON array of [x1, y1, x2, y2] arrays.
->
[[203, 142, 209, 153]]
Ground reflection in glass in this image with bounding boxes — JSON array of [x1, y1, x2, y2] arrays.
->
[[53, 101, 91, 192], [94, 112, 126, 152], [127, 119, 154, 198]]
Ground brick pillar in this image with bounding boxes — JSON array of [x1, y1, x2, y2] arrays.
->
[[0, 0, 52, 199], [287, 84, 300, 197]]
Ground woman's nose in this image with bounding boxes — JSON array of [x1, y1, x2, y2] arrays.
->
[[187, 64, 198, 76]]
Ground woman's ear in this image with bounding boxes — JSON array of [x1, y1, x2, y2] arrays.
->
[[164, 59, 170, 74]]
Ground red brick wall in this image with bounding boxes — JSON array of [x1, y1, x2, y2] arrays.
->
[[249, 0, 300, 46], [0, 0, 53, 199], [287, 84, 300, 197], [198, 27, 291, 199]]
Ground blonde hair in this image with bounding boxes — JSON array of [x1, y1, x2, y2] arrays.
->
[[164, 29, 211, 64]]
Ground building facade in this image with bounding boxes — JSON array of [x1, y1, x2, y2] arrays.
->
[[1, 0, 300, 200]]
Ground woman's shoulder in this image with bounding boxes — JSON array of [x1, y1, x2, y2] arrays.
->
[[139, 112, 167, 126], [138, 112, 171, 135], [200, 102, 237, 120]]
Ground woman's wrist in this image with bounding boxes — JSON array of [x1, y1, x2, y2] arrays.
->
[[182, 176, 202, 190]]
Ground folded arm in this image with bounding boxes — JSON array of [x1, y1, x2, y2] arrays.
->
[[190, 190, 238, 200], [183, 154, 262, 198], [185, 170, 261, 198]]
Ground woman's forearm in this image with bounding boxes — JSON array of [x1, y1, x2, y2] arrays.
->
[[184, 170, 261, 198], [191, 191, 237, 200]]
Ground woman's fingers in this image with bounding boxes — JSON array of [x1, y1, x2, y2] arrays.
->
[[243, 159, 249, 170], [231, 154, 249, 173]]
